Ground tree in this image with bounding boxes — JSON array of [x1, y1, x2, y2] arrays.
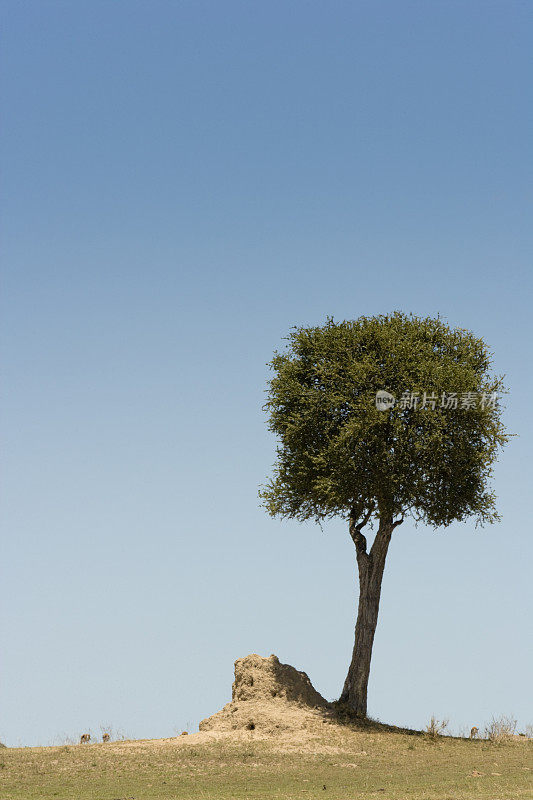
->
[[260, 313, 509, 717]]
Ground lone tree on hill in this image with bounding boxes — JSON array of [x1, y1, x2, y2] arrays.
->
[[260, 313, 509, 717]]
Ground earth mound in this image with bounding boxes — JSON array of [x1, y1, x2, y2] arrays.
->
[[199, 653, 331, 734]]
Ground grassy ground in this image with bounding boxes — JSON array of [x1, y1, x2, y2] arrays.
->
[[0, 727, 531, 800]]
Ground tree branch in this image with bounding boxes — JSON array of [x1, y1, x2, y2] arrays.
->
[[349, 503, 375, 560], [368, 514, 403, 562]]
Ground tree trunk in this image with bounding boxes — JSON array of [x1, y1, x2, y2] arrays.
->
[[340, 512, 398, 717]]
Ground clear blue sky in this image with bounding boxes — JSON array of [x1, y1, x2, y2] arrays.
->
[[1, 1, 532, 746]]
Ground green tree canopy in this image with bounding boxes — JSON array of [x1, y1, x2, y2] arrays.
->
[[261, 312, 508, 529]]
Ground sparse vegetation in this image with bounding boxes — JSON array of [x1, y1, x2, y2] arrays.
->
[[424, 715, 449, 739], [0, 727, 531, 800], [484, 714, 518, 743]]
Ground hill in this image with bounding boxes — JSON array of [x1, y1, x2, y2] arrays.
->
[[1, 654, 531, 800]]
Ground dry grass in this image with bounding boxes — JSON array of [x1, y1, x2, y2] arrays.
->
[[484, 714, 517, 743], [424, 715, 449, 739], [0, 724, 531, 800]]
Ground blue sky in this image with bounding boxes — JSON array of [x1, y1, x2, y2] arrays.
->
[[1, 1, 532, 746]]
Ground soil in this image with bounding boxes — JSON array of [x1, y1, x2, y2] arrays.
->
[[198, 653, 333, 735]]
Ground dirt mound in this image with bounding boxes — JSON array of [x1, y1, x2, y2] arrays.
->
[[199, 654, 331, 734]]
